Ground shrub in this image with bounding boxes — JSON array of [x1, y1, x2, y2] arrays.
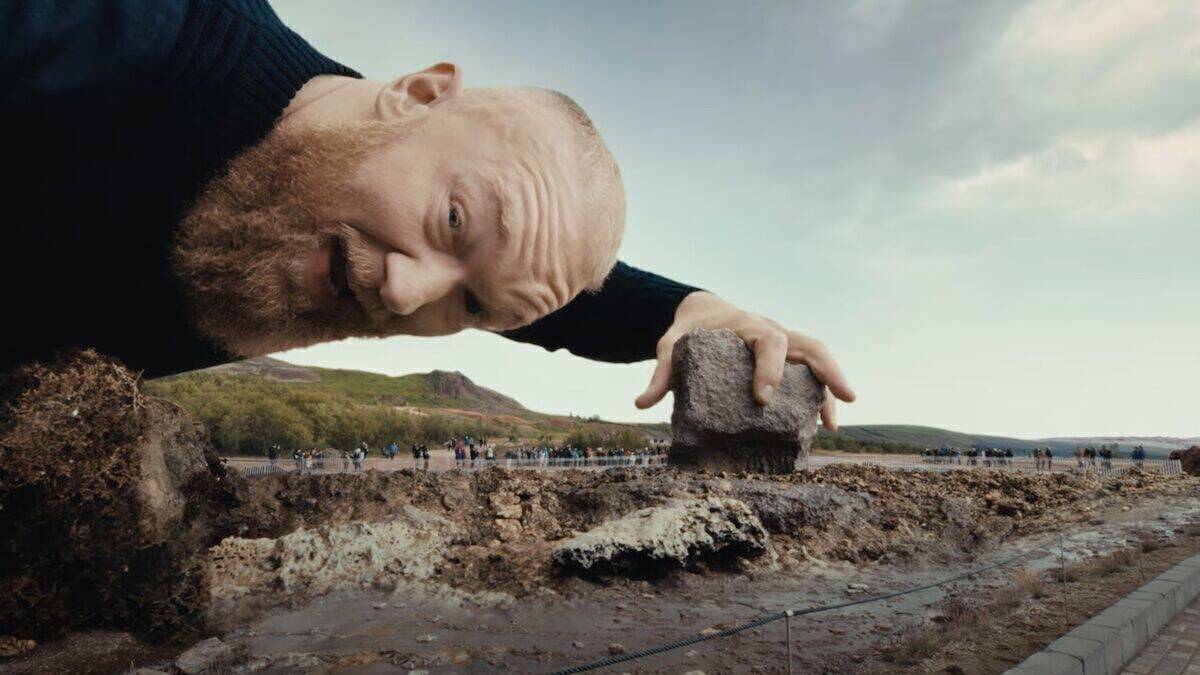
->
[[882, 621, 940, 665], [1013, 568, 1047, 599]]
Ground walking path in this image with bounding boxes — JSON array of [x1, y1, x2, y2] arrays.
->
[[1124, 599, 1200, 675]]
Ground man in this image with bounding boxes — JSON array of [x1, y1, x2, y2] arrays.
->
[[3, 1, 852, 427]]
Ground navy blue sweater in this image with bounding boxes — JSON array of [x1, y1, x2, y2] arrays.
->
[[1, 0, 698, 377]]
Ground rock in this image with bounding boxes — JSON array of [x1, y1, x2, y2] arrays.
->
[[847, 583, 869, 590], [174, 637, 233, 675], [668, 330, 824, 474], [415, 634, 438, 643], [685, 649, 701, 658], [608, 643, 625, 655], [128, 669, 169, 675], [550, 497, 768, 579], [209, 505, 463, 610], [0, 635, 36, 657], [573, 641, 585, 649], [728, 481, 869, 533]]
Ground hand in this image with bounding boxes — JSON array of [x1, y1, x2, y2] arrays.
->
[[635, 291, 855, 431]]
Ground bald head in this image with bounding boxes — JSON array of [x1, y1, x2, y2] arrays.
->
[[174, 63, 626, 357]]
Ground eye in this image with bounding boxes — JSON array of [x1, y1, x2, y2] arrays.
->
[[448, 205, 461, 230], [464, 290, 483, 317]]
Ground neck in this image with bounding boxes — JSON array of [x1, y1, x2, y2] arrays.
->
[[280, 76, 381, 130]]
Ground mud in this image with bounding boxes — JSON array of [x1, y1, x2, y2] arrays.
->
[[2, 355, 1199, 674]]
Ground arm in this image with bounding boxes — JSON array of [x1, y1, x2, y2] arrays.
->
[[502, 261, 856, 430], [1, 0, 188, 106], [500, 261, 700, 363]]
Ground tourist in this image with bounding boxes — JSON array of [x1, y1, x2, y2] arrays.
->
[[1044, 448, 1053, 471], [292, 449, 303, 473], [341, 450, 351, 473]]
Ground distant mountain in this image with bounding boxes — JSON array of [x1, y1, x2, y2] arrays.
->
[[206, 356, 320, 382], [1038, 436, 1198, 454], [201, 357, 526, 414], [821, 425, 1192, 458], [188, 358, 1190, 457]]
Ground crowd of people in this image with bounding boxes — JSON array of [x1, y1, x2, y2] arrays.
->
[[921, 446, 1018, 466], [918, 443, 1154, 473], [260, 436, 671, 474]]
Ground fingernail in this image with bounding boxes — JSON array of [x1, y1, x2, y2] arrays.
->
[[760, 385, 775, 403]]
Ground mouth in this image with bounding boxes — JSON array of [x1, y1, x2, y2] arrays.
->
[[303, 235, 362, 311], [328, 236, 355, 301]]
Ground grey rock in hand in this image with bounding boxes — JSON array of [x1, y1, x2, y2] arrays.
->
[[669, 329, 824, 474]]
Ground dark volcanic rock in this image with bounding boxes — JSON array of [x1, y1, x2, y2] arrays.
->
[[669, 329, 824, 474], [727, 481, 869, 533], [551, 497, 768, 579]]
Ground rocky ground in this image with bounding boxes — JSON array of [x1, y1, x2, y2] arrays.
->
[[2, 355, 1198, 674]]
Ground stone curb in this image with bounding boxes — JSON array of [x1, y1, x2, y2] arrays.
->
[[1003, 553, 1200, 675]]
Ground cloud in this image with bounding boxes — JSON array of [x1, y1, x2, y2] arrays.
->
[[926, 122, 1200, 229]]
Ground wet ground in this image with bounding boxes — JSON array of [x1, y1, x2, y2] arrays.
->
[[219, 490, 1200, 674]]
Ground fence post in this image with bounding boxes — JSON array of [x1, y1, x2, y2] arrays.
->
[[1058, 531, 1069, 625], [785, 610, 793, 675]]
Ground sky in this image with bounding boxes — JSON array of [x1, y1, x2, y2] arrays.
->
[[272, 0, 1199, 439]]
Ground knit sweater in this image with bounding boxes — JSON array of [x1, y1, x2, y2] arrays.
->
[[1, 0, 698, 376]]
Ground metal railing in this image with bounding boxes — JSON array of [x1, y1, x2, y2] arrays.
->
[[914, 455, 1182, 477], [233, 453, 668, 477]]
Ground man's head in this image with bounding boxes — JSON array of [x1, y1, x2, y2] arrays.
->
[[175, 63, 624, 356]]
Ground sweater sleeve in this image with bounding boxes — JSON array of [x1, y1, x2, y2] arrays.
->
[[499, 261, 701, 363], [0, 0, 189, 105]]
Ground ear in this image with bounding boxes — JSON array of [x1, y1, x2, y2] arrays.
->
[[375, 62, 462, 119]]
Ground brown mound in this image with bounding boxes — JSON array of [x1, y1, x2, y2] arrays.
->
[[213, 459, 1193, 605], [1169, 445, 1200, 476], [0, 351, 245, 643]]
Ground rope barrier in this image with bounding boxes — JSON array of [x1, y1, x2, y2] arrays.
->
[[548, 546, 1046, 674]]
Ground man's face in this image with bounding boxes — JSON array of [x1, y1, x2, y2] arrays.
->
[[175, 90, 620, 356]]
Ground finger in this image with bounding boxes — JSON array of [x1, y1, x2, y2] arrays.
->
[[635, 334, 678, 409], [788, 334, 856, 402], [820, 394, 837, 432], [750, 330, 788, 405]]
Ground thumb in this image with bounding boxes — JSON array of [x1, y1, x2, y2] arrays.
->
[[635, 340, 676, 409]]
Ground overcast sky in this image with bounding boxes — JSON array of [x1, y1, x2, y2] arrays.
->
[[272, 1, 1199, 439]]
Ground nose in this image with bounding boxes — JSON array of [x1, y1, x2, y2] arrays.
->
[[379, 252, 462, 316]]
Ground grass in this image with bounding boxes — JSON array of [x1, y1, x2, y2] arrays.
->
[[1094, 548, 1137, 575], [882, 621, 941, 665], [1013, 568, 1048, 599], [938, 596, 986, 627], [1139, 534, 1165, 553]]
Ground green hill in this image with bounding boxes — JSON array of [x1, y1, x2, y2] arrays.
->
[[145, 358, 668, 455], [148, 358, 1185, 459]]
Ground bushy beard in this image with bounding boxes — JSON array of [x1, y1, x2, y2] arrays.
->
[[173, 120, 415, 357]]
